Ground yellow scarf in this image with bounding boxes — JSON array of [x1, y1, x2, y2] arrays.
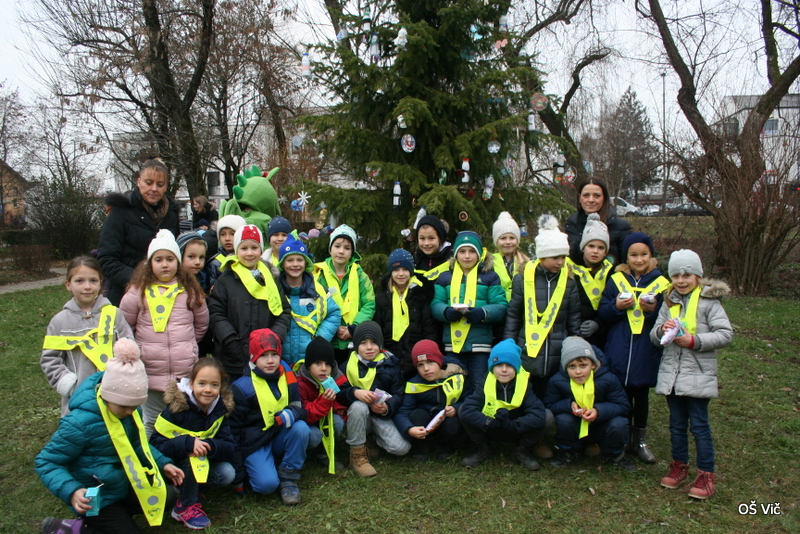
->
[[611, 272, 671, 335], [568, 258, 613, 310], [316, 261, 360, 324], [404, 374, 465, 406], [153, 414, 224, 483], [96, 388, 166, 526], [669, 285, 701, 335], [569, 371, 595, 439], [314, 379, 337, 475], [214, 252, 226, 263], [144, 283, 185, 333], [222, 258, 285, 317], [523, 260, 568, 358], [416, 261, 450, 282], [481, 368, 530, 417], [449, 254, 485, 353], [252, 370, 288, 431], [291, 279, 328, 335], [391, 277, 422, 341], [345, 351, 386, 390], [491, 252, 518, 302], [42, 305, 118, 371]]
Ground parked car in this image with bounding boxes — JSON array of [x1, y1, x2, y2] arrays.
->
[[639, 204, 661, 217], [666, 203, 710, 216], [611, 196, 640, 217]]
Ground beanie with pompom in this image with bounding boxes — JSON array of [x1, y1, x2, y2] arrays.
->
[[534, 214, 569, 259], [492, 211, 521, 244], [147, 229, 181, 261], [101, 338, 149, 406]]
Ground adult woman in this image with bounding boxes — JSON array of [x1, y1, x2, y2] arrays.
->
[[97, 159, 181, 305], [565, 177, 632, 265], [192, 195, 219, 227]]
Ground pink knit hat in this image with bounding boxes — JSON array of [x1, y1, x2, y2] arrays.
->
[[100, 338, 149, 406]]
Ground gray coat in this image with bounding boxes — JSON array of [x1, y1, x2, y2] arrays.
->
[[650, 279, 733, 399]]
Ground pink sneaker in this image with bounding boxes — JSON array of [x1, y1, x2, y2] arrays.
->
[[171, 500, 211, 530], [661, 461, 689, 489], [688, 470, 716, 500]]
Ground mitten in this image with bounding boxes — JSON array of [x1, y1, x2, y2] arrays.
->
[[464, 307, 487, 324], [580, 320, 600, 337], [55, 371, 78, 397], [443, 307, 462, 322], [275, 410, 295, 428]]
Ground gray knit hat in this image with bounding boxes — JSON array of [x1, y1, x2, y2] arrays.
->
[[579, 213, 610, 251], [176, 231, 207, 257], [668, 249, 703, 278], [560, 336, 601, 371], [353, 321, 384, 350]]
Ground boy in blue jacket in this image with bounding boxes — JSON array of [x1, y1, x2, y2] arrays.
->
[[546, 337, 635, 470]]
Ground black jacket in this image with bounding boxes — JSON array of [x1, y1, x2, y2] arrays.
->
[[97, 190, 181, 305], [459, 374, 547, 435], [565, 208, 632, 266], [343, 351, 406, 417]]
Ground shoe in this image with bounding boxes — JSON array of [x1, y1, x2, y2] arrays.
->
[[171, 500, 211, 530], [316, 453, 345, 472], [631, 427, 657, 463], [534, 440, 553, 459], [661, 461, 689, 489], [277, 466, 302, 505], [411, 442, 428, 462], [461, 444, 489, 468], [688, 470, 716, 500], [583, 443, 601, 457], [549, 446, 581, 468], [40, 518, 84, 534], [604, 451, 636, 471], [366, 437, 381, 459], [511, 448, 541, 471], [434, 443, 454, 462], [350, 445, 378, 477], [233, 484, 247, 497]]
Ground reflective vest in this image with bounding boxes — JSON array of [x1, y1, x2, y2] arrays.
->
[[568, 258, 613, 310], [491, 252, 519, 302], [291, 279, 329, 335], [153, 414, 224, 483], [669, 285, 701, 335], [405, 374, 465, 406], [610, 272, 671, 335], [522, 261, 568, 358], [345, 351, 385, 390], [144, 283, 185, 333], [252, 370, 289, 431], [481, 368, 530, 417], [315, 261, 361, 324], [42, 305, 118, 371], [415, 261, 450, 283]]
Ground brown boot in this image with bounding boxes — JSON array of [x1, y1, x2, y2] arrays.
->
[[350, 445, 377, 477], [534, 440, 553, 459]]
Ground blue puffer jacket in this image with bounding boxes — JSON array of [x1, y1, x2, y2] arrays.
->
[[279, 272, 341, 365], [35, 373, 171, 514]]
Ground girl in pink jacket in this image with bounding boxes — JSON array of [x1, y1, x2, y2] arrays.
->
[[120, 230, 209, 437]]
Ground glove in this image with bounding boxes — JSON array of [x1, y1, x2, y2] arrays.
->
[[275, 410, 295, 429], [347, 324, 357, 336], [580, 320, 600, 337], [494, 408, 510, 420], [464, 307, 487, 324], [443, 307, 462, 322], [55, 371, 78, 397]]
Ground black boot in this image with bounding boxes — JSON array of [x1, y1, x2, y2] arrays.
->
[[550, 446, 581, 468], [604, 450, 637, 471], [461, 435, 490, 467]]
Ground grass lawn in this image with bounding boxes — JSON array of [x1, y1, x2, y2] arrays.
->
[[0, 286, 798, 533]]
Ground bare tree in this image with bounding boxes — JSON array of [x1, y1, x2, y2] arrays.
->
[[0, 82, 30, 219]]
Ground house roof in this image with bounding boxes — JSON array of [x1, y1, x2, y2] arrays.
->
[[0, 158, 34, 192]]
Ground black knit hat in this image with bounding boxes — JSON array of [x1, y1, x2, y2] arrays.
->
[[304, 337, 337, 369], [353, 321, 384, 350], [416, 215, 447, 244]]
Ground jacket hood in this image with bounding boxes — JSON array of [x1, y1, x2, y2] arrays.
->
[[667, 277, 731, 305], [614, 257, 659, 277], [103, 191, 131, 210], [63, 295, 113, 314], [163, 379, 235, 415], [67, 372, 104, 414]]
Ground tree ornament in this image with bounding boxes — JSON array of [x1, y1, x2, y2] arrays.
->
[[553, 152, 565, 179], [461, 158, 470, 184], [370, 33, 380, 62], [531, 94, 549, 111], [401, 134, 416, 152], [467, 188, 475, 198], [397, 115, 407, 128], [336, 27, 349, 44], [488, 140, 501, 153], [499, 15, 508, 32], [291, 199, 303, 211], [483, 174, 495, 200], [362, 7, 371, 33], [395, 27, 408, 48], [392, 181, 401, 211], [459, 211, 469, 221], [527, 110, 536, 132], [439, 169, 447, 184], [300, 52, 311, 79], [297, 191, 311, 206]]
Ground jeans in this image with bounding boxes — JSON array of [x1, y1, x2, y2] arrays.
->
[[244, 421, 309, 494], [307, 413, 345, 450], [666, 395, 714, 472], [448, 351, 488, 396], [554, 413, 628, 455], [178, 459, 236, 506]]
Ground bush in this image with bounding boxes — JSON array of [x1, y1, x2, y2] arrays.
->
[[10, 244, 52, 273], [0, 229, 51, 247]]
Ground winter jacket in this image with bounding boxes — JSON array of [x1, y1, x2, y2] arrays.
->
[[545, 347, 631, 423], [279, 272, 342, 365], [459, 373, 547, 434], [41, 296, 133, 416], [149, 379, 237, 463], [296, 362, 353, 424], [374, 273, 438, 377], [206, 250, 231, 290], [503, 264, 582, 379], [566, 208, 632, 266], [394, 370, 467, 436], [97, 190, 181, 305], [413, 244, 453, 276], [229, 362, 306, 459], [120, 281, 209, 392], [35, 373, 171, 514], [430, 256, 508, 353], [597, 260, 666, 388], [342, 351, 406, 417], [314, 254, 376, 351], [191, 203, 218, 227], [207, 266, 291, 379], [650, 279, 733, 399]]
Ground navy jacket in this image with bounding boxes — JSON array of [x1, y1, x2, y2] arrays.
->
[[343, 351, 406, 417], [394, 372, 466, 436], [460, 374, 547, 434]]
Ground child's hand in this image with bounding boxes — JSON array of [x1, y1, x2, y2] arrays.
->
[[191, 438, 211, 457], [616, 294, 635, 310], [70, 488, 91, 514], [321, 388, 337, 401], [354, 389, 376, 404], [163, 463, 185, 486], [638, 297, 657, 313], [336, 326, 352, 340], [673, 333, 694, 348], [571, 402, 585, 417], [370, 402, 388, 414], [581, 408, 598, 422], [662, 319, 678, 332], [444, 405, 456, 417], [408, 426, 427, 439]]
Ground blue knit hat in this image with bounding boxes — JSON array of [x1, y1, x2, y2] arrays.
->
[[621, 232, 655, 259], [387, 248, 414, 273], [267, 216, 292, 239], [454, 231, 483, 256], [278, 234, 313, 272], [488, 338, 521, 373]]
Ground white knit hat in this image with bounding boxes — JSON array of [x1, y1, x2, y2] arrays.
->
[[147, 229, 181, 261], [329, 224, 358, 252], [579, 213, 610, 251], [534, 214, 569, 259], [668, 249, 703, 277], [217, 214, 247, 234], [234, 224, 264, 252], [101, 338, 149, 406], [492, 211, 521, 244]]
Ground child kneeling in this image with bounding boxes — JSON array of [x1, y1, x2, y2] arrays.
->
[[459, 338, 548, 470], [545, 337, 634, 470]]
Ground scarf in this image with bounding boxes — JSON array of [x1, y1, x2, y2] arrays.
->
[[345, 351, 386, 390], [569, 371, 595, 439], [316, 261, 361, 324], [481, 369, 530, 417], [523, 260, 568, 358], [391, 277, 422, 341], [449, 257, 483, 354], [221, 257, 285, 316]]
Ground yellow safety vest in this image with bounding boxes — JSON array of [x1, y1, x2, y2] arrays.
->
[[221, 256, 285, 316], [568, 258, 613, 310], [569, 370, 595, 439], [315, 261, 361, 324], [214, 252, 226, 264], [481, 368, 530, 417], [449, 251, 486, 354], [405, 374, 465, 406], [252, 370, 288, 431], [290, 279, 328, 335], [153, 414, 225, 483], [415, 261, 450, 283], [523, 260, 568, 358], [668, 286, 701, 335], [611, 272, 671, 335], [312, 378, 337, 475], [391, 277, 422, 341], [491, 252, 519, 302], [145, 283, 185, 333], [345, 352, 385, 390], [42, 305, 118, 371]]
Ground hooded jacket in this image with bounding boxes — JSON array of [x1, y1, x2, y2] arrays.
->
[[296, 361, 353, 424], [279, 272, 342, 365]]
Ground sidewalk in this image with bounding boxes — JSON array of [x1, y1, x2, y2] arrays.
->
[[0, 268, 67, 295]]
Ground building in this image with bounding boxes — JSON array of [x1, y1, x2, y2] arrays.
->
[[0, 158, 33, 227]]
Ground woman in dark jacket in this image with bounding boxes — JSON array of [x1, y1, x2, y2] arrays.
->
[[565, 177, 632, 265], [97, 159, 181, 305], [192, 195, 219, 227]]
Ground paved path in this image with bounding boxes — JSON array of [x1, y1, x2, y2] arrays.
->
[[0, 268, 67, 295]]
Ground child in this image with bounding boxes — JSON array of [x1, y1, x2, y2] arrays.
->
[[374, 248, 438, 378], [177, 231, 209, 293], [36, 339, 184, 533], [567, 213, 614, 348], [490, 211, 530, 301], [208, 224, 291, 381], [120, 230, 209, 437], [598, 232, 670, 463], [229, 329, 309, 504], [277, 234, 341, 365], [650, 250, 733, 500], [150, 358, 236, 529], [413, 213, 452, 280], [545, 337, 634, 470], [343, 321, 411, 476], [261, 216, 292, 266], [458, 338, 547, 470], [206, 214, 246, 289], [194, 219, 209, 235], [394, 340, 466, 461], [41, 255, 133, 416], [314, 224, 376, 363], [431, 231, 508, 394]]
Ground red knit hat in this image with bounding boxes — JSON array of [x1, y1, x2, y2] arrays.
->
[[410, 340, 443, 368], [249, 328, 282, 363]]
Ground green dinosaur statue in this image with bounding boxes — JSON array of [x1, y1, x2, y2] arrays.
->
[[218, 165, 281, 235]]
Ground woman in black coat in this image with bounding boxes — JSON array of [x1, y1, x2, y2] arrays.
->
[[565, 177, 632, 265], [192, 195, 219, 227]]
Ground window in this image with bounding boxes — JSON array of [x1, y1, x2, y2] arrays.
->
[[763, 118, 779, 136]]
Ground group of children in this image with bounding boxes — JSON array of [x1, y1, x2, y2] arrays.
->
[[35, 208, 733, 532]]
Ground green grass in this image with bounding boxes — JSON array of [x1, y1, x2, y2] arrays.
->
[[1, 287, 798, 533]]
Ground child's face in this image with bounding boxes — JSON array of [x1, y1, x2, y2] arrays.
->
[[358, 338, 380, 361], [330, 238, 353, 267], [566, 357, 596, 385], [391, 267, 411, 289], [105, 401, 138, 420], [540, 255, 565, 273], [626, 243, 652, 276], [181, 242, 206, 277], [270, 232, 288, 252], [497, 233, 518, 256], [417, 225, 441, 256], [309, 361, 332, 382], [282, 254, 307, 280], [456, 246, 479, 271], [198, 224, 208, 231], [65, 265, 102, 310], [416, 360, 442, 382], [256, 351, 281, 374], [492, 363, 516, 384], [152, 251, 178, 282], [219, 228, 236, 253], [582, 240, 607, 266], [191, 366, 222, 411], [237, 241, 262, 269], [672, 272, 701, 295]]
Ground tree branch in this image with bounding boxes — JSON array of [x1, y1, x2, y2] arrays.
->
[[561, 48, 611, 114]]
